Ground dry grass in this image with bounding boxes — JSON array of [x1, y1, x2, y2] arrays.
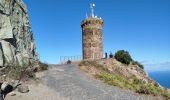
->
[[79, 60, 170, 100]]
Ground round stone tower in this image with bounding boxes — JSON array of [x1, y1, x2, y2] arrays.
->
[[81, 1, 104, 60]]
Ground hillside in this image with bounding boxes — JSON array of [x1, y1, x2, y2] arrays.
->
[[79, 59, 170, 100]]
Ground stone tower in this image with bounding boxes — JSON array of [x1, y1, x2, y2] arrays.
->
[[81, 1, 104, 60]]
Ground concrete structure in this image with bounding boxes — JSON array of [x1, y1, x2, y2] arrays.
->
[[81, 1, 104, 60]]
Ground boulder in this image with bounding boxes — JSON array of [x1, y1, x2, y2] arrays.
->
[[17, 85, 29, 93], [0, 40, 16, 65]]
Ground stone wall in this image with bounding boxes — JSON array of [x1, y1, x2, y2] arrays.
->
[[81, 18, 104, 60], [0, 0, 38, 67]]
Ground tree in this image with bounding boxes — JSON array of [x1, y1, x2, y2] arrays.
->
[[114, 50, 132, 65]]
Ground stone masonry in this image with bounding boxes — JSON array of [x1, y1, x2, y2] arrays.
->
[[81, 2, 104, 60], [81, 18, 104, 60]]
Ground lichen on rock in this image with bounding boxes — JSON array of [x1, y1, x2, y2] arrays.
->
[[0, 0, 38, 67]]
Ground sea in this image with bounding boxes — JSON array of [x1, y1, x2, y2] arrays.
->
[[148, 71, 170, 89]]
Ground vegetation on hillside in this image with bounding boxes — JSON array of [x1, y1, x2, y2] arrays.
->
[[132, 61, 144, 69], [114, 50, 132, 65], [114, 50, 144, 69], [0, 61, 48, 82], [0, 64, 35, 82], [38, 62, 48, 71], [95, 72, 170, 99], [79, 51, 170, 99]]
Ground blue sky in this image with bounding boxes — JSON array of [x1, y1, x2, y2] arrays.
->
[[23, 0, 170, 71]]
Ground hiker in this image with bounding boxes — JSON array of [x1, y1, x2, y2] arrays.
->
[[109, 52, 113, 58], [105, 52, 108, 59]]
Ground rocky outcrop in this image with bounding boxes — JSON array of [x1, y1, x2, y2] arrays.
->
[[0, 0, 38, 67]]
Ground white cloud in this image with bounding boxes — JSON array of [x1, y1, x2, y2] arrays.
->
[[140, 60, 170, 72]]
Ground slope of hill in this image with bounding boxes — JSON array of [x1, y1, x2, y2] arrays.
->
[[79, 59, 170, 100]]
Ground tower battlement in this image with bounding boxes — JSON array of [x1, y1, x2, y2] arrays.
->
[[81, 19, 104, 31], [81, 18, 104, 29]]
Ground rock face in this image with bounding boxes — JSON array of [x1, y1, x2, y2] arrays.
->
[[0, 0, 38, 67]]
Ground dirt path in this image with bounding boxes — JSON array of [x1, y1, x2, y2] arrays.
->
[[6, 64, 161, 100], [42, 64, 160, 100]]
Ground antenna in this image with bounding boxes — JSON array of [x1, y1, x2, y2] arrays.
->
[[90, 0, 95, 18], [86, 13, 88, 18]]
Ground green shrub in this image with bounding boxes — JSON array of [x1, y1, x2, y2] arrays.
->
[[133, 78, 142, 85], [114, 50, 132, 64], [132, 61, 144, 69], [8, 65, 23, 80], [136, 85, 153, 94], [39, 62, 48, 71], [5, 65, 35, 80], [136, 83, 170, 99]]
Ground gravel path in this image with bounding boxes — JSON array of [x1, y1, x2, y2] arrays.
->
[[42, 64, 161, 100]]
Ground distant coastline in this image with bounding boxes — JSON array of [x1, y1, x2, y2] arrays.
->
[[148, 70, 170, 89]]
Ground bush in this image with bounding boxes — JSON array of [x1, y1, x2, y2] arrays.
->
[[136, 85, 153, 95], [114, 50, 132, 64], [136, 84, 165, 96], [39, 62, 48, 71], [8, 65, 23, 80], [132, 61, 144, 69], [133, 78, 143, 85], [3, 65, 35, 80]]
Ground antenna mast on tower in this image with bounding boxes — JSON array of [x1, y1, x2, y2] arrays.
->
[[90, 0, 95, 18]]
